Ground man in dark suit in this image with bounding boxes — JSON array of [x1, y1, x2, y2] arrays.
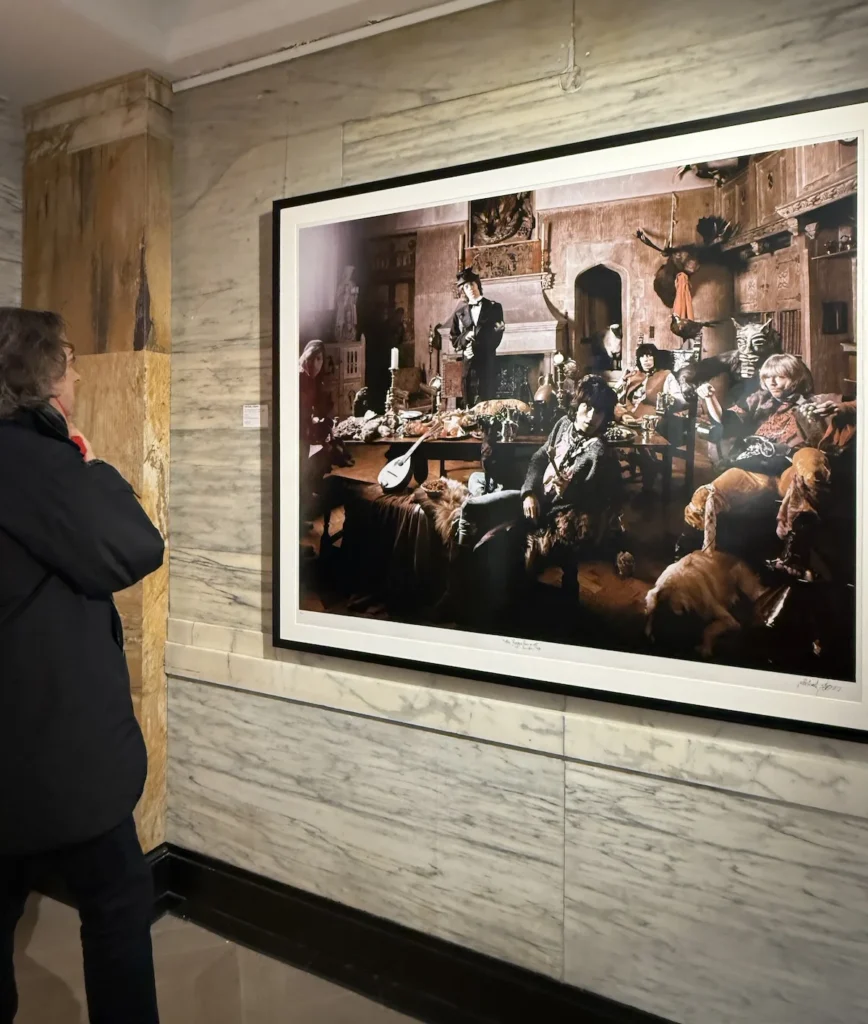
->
[[449, 268, 506, 407]]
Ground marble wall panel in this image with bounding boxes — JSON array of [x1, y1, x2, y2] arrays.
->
[[173, 126, 342, 355], [564, 762, 868, 1024], [169, 547, 269, 633], [342, 0, 868, 182], [166, 621, 567, 755], [168, 678, 565, 977], [564, 697, 868, 820], [171, 341, 271, 430], [170, 430, 270, 557]]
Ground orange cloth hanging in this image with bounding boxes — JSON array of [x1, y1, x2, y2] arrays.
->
[[673, 271, 695, 320]]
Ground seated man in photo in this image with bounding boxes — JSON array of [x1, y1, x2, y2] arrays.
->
[[456, 375, 625, 597], [682, 353, 853, 577]]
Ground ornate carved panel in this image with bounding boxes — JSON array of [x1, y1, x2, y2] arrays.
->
[[735, 262, 760, 311], [798, 141, 842, 193], [466, 240, 542, 279], [774, 252, 802, 305], [756, 152, 784, 227], [777, 175, 857, 220], [366, 234, 417, 281], [470, 192, 535, 247]]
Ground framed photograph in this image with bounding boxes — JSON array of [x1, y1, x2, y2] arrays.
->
[[274, 92, 867, 735]]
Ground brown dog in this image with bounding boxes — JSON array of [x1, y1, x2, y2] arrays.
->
[[645, 550, 768, 658]]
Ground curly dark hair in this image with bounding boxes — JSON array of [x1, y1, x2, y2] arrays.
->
[[0, 308, 70, 419], [635, 342, 659, 367], [570, 373, 617, 425]]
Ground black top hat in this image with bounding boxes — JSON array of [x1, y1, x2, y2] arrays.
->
[[456, 267, 482, 287]]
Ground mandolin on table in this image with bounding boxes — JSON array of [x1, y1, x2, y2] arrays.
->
[[378, 431, 436, 493]]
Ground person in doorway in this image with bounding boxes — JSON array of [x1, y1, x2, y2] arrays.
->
[[0, 308, 165, 1024], [449, 268, 505, 406]]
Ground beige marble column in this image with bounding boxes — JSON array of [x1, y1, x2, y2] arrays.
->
[[22, 72, 171, 851]]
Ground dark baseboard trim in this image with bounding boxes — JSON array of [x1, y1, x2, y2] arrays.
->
[[162, 845, 672, 1024], [40, 842, 674, 1024]]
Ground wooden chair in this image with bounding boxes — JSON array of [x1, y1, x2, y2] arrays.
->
[[662, 397, 699, 497]]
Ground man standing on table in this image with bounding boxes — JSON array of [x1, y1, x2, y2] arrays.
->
[[449, 268, 505, 407]]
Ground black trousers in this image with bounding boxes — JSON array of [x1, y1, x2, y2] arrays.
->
[[0, 815, 159, 1024]]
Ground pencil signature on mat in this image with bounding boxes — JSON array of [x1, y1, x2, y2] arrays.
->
[[797, 678, 843, 694], [503, 638, 542, 652]]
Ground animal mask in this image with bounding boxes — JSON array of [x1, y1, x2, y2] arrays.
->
[[733, 318, 781, 379]]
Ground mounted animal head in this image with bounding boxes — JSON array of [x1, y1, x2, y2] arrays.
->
[[733, 318, 782, 380], [636, 217, 737, 308]]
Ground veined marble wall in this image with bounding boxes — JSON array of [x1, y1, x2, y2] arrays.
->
[[169, 2, 868, 1022], [0, 98, 22, 304]]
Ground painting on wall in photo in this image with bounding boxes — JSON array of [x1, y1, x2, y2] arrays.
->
[[275, 95, 867, 734]]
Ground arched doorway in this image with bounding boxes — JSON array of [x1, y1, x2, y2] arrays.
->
[[575, 265, 623, 344]]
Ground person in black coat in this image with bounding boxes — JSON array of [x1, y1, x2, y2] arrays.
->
[[0, 308, 165, 1024], [449, 268, 506, 406]]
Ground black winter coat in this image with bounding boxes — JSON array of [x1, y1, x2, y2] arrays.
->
[[0, 405, 165, 856]]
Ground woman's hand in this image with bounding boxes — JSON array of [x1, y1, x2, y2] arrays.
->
[[523, 494, 540, 521], [67, 422, 96, 462], [696, 382, 715, 400]]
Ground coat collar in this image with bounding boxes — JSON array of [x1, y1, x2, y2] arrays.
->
[[2, 402, 75, 446]]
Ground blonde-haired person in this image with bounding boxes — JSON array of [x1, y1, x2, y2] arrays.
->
[[683, 353, 851, 575]]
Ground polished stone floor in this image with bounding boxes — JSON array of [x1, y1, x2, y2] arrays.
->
[[13, 896, 417, 1023]]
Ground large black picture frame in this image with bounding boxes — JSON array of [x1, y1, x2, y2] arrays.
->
[[273, 90, 868, 739]]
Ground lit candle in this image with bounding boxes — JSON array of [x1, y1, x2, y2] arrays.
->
[[390, 347, 399, 370]]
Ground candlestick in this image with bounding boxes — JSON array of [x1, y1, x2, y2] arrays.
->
[[390, 347, 399, 370], [385, 366, 400, 434]]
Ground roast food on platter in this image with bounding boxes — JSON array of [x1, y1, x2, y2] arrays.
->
[[437, 416, 470, 439], [470, 398, 532, 417], [604, 423, 635, 443], [402, 419, 429, 437]]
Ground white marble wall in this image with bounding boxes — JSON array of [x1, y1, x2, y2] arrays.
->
[[0, 98, 23, 305], [169, 1, 868, 1021]]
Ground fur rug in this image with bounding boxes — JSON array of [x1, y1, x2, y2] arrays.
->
[[412, 478, 469, 546], [525, 508, 634, 577]]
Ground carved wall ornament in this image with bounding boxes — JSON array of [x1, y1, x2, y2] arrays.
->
[[785, 217, 800, 237], [466, 240, 542, 280], [776, 174, 857, 220], [470, 192, 535, 247]]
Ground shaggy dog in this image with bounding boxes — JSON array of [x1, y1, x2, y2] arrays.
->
[[645, 549, 768, 658]]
